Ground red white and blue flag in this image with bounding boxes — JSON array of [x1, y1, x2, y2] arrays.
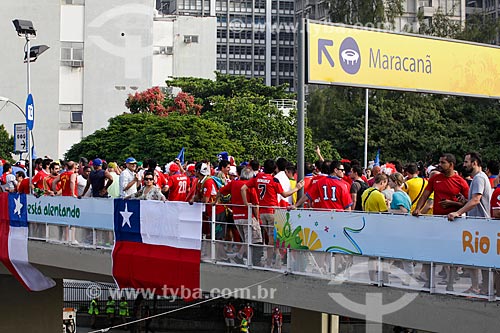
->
[[0, 193, 56, 291], [112, 199, 203, 295]]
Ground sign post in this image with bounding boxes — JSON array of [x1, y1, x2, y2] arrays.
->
[[14, 123, 28, 153]]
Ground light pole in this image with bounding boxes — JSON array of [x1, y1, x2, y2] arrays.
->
[[12, 19, 49, 194], [0, 96, 36, 160]]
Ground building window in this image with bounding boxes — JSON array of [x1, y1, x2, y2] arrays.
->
[[62, 0, 85, 4], [184, 35, 199, 43], [60, 104, 83, 124], [61, 42, 84, 67]]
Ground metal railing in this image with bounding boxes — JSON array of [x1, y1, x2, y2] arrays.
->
[[27, 201, 500, 302]]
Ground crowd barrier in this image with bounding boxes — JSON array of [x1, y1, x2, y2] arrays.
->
[[24, 195, 500, 301]]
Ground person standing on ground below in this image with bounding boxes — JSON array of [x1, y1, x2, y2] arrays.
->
[[118, 296, 129, 330], [447, 152, 491, 294], [271, 307, 282, 333], [105, 296, 115, 327], [88, 297, 99, 329], [223, 301, 236, 333]]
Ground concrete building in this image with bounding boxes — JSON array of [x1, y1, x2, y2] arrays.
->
[[158, 0, 296, 90], [294, 0, 466, 33], [0, 0, 216, 160]]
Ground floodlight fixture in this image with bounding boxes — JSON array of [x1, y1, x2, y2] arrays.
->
[[24, 45, 50, 63], [12, 19, 36, 38]]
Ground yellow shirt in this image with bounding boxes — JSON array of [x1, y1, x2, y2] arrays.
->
[[361, 188, 388, 212], [403, 177, 428, 213], [290, 179, 297, 204]]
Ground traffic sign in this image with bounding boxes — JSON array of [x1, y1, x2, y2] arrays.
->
[[25, 93, 34, 130], [14, 123, 28, 153]]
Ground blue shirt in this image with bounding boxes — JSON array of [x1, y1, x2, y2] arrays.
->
[[390, 191, 411, 213]]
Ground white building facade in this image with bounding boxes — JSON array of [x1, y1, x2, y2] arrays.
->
[[0, 0, 216, 160]]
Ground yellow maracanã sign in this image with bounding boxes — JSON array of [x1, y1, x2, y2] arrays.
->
[[307, 21, 500, 98]]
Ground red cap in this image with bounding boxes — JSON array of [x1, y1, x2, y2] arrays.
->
[[187, 164, 195, 172], [169, 164, 180, 173]]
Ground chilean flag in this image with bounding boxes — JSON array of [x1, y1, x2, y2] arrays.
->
[[112, 199, 203, 295], [0, 193, 56, 291]]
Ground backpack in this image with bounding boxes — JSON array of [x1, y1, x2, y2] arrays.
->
[[354, 180, 369, 211]]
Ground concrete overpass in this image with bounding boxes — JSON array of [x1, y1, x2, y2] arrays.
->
[[0, 240, 499, 333], [2, 196, 500, 332]]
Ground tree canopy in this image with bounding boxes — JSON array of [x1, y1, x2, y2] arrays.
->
[[0, 125, 14, 162], [66, 74, 339, 164]]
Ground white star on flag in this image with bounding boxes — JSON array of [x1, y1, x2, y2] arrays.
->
[[120, 203, 133, 228], [13, 196, 23, 217]]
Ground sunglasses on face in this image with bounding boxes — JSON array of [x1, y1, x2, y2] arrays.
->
[[144, 177, 154, 181]]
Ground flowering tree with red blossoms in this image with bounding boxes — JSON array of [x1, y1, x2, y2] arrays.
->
[[125, 87, 201, 117], [164, 91, 202, 115]]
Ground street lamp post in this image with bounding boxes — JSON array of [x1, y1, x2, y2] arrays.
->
[[12, 19, 49, 194]]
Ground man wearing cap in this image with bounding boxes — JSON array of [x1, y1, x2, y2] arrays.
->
[[165, 162, 188, 201], [83, 158, 114, 198], [120, 157, 139, 198]]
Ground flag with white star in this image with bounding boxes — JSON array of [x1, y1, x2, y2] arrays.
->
[[112, 199, 203, 298], [0, 193, 56, 291]]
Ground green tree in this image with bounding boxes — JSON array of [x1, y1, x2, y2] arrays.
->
[[166, 73, 293, 113], [327, 0, 404, 27], [0, 125, 14, 162], [65, 113, 242, 163]]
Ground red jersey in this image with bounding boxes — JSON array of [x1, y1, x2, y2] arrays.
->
[[306, 176, 353, 210], [197, 176, 224, 214], [155, 171, 168, 189], [60, 171, 78, 196], [219, 180, 258, 219], [426, 173, 469, 216], [272, 312, 282, 324], [18, 178, 30, 194], [246, 173, 284, 214], [32, 169, 48, 190], [223, 304, 236, 319], [490, 185, 500, 216], [43, 176, 60, 193], [342, 174, 353, 185], [186, 177, 198, 202], [243, 306, 254, 321], [167, 173, 188, 201]]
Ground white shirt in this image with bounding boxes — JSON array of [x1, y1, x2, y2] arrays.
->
[[77, 175, 91, 197], [275, 171, 292, 205], [120, 168, 137, 198]]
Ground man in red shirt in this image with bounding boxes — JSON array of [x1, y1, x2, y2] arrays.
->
[[223, 301, 236, 333], [52, 161, 78, 197], [43, 162, 61, 196], [414, 153, 469, 217], [220, 167, 261, 265], [291, 161, 352, 211], [242, 303, 254, 325], [32, 158, 51, 190], [271, 307, 283, 333], [165, 163, 188, 201], [16, 171, 30, 194], [240, 159, 303, 267], [190, 162, 226, 240]]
